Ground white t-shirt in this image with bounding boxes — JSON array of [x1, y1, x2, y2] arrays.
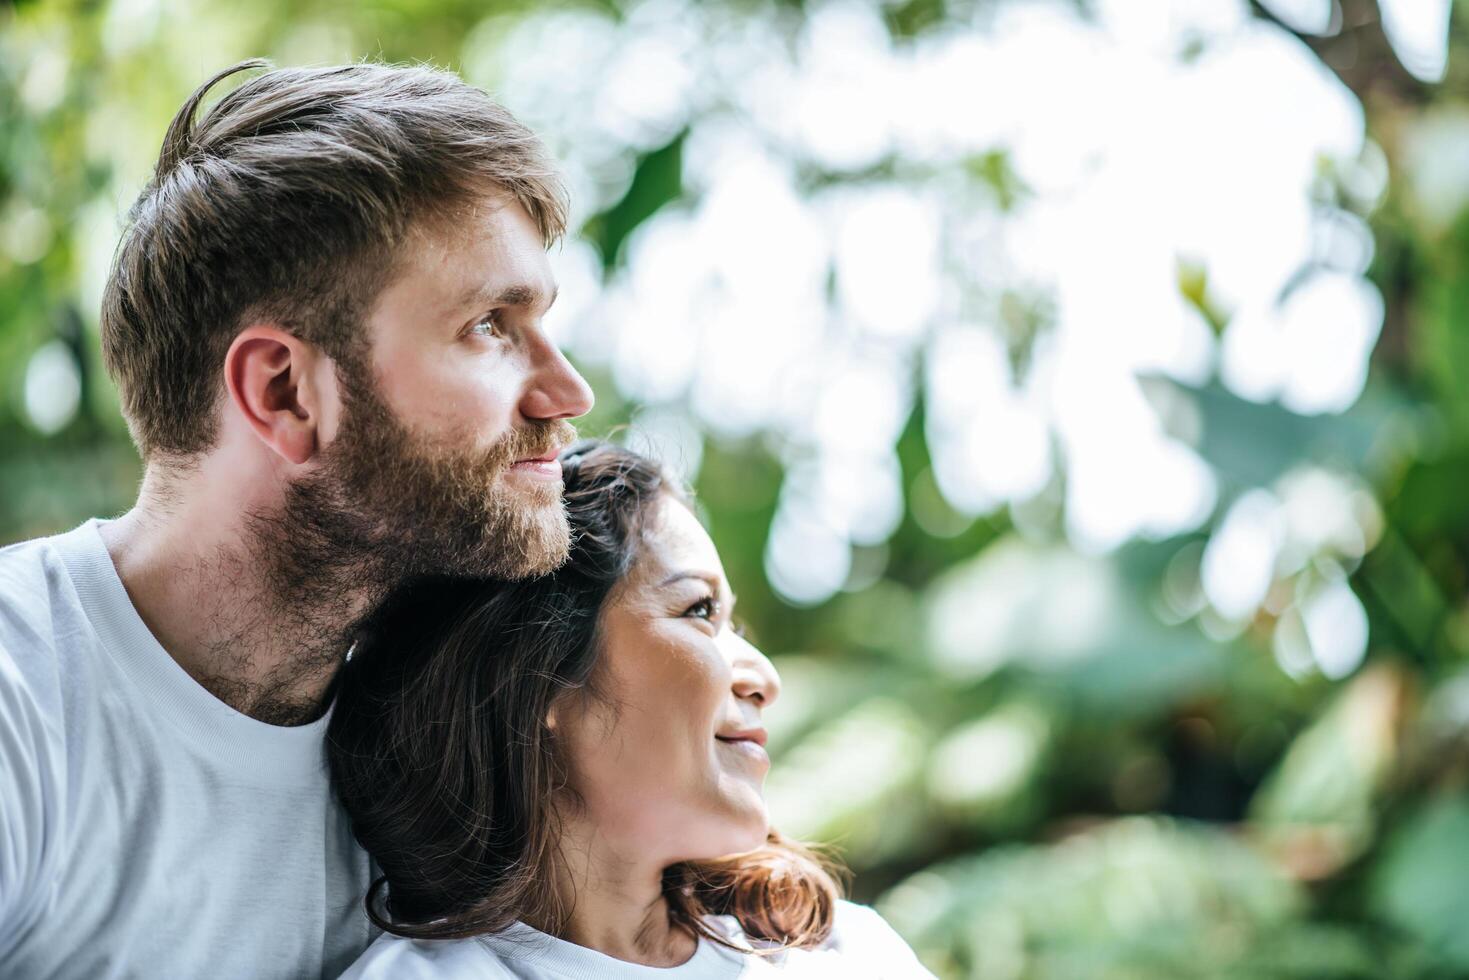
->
[[0, 519, 374, 978], [339, 900, 936, 979]]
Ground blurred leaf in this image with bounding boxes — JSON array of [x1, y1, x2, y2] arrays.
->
[[924, 534, 1227, 718], [1248, 664, 1409, 877], [582, 130, 685, 271], [926, 698, 1052, 833], [1367, 792, 1469, 972], [1174, 378, 1404, 492], [878, 816, 1304, 979], [764, 697, 930, 867]]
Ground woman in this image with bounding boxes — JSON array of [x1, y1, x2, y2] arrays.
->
[[329, 440, 935, 978]]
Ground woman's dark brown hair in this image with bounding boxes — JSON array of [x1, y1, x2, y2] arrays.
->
[[327, 439, 843, 950]]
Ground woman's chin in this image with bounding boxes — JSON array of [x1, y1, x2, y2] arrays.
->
[[731, 805, 771, 851], [711, 826, 773, 860], [700, 806, 770, 858]]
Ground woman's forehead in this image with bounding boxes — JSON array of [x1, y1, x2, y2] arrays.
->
[[633, 495, 724, 583]]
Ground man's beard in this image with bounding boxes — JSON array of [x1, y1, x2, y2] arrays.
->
[[250, 368, 578, 626]]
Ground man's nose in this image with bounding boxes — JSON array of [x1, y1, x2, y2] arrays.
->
[[520, 342, 594, 421]]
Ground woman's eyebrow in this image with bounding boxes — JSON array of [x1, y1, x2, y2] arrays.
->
[[657, 570, 738, 607], [658, 570, 718, 590]]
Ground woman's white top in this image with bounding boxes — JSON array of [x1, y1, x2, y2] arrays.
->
[[338, 900, 937, 979]]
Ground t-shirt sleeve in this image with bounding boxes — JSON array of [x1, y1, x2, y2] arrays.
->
[[337, 934, 517, 979], [827, 901, 940, 979], [0, 638, 62, 958]]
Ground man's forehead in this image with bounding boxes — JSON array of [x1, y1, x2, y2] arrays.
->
[[406, 242, 558, 322], [405, 196, 550, 275]]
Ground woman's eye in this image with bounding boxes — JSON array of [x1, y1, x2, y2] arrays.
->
[[685, 596, 718, 621]]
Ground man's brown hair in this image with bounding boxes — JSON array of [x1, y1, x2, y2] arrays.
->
[[100, 59, 568, 460]]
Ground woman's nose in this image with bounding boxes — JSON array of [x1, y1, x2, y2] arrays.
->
[[730, 634, 781, 708]]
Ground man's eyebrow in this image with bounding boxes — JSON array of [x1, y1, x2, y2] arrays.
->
[[456, 281, 559, 312]]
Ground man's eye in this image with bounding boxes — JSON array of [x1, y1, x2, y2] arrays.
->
[[470, 312, 502, 336]]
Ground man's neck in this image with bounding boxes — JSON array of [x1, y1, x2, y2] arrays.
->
[[100, 477, 378, 726]]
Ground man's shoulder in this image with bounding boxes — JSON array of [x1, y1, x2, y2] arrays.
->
[[0, 531, 85, 946], [0, 522, 104, 696], [0, 522, 94, 612], [0, 525, 67, 582]]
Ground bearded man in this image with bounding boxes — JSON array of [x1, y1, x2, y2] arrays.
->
[[0, 60, 594, 978]]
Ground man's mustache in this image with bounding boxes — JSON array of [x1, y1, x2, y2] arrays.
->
[[490, 418, 578, 469]]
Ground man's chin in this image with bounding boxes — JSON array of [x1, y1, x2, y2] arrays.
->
[[511, 530, 572, 579], [472, 499, 571, 581]]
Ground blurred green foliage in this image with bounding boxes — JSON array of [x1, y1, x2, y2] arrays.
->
[[8, 1, 1469, 978]]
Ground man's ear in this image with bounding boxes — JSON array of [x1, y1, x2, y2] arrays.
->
[[223, 325, 327, 466]]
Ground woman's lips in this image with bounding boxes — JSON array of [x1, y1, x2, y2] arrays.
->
[[716, 730, 770, 765], [716, 738, 770, 764], [717, 728, 767, 747]]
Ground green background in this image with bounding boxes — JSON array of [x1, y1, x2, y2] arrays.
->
[[6, 0, 1469, 976]]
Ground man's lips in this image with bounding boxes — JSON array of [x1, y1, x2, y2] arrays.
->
[[509, 451, 562, 478]]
